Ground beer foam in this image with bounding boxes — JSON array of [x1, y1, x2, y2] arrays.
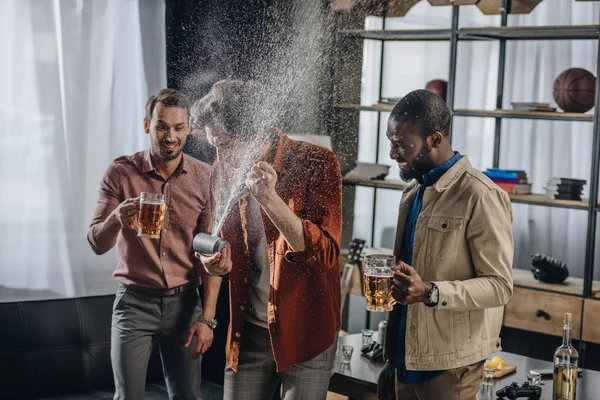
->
[[364, 271, 393, 278], [141, 200, 164, 205]]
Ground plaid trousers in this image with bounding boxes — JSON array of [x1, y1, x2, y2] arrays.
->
[[224, 321, 338, 400]]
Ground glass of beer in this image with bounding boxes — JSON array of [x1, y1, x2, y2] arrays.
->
[[138, 192, 166, 239], [363, 254, 396, 312]]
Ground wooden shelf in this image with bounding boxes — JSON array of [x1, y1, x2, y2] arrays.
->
[[509, 194, 588, 210], [343, 179, 589, 210], [513, 268, 600, 297], [336, 103, 394, 112], [340, 29, 451, 41], [453, 109, 594, 122], [341, 26, 600, 42], [459, 25, 600, 41], [336, 105, 595, 121], [342, 177, 409, 191]]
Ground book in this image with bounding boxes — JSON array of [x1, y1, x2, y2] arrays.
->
[[547, 177, 587, 186], [489, 177, 529, 184], [496, 182, 532, 194], [544, 184, 585, 194], [547, 193, 583, 201], [487, 168, 526, 173], [485, 169, 528, 180]]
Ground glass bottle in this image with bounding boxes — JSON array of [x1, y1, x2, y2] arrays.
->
[[476, 364, 495, 400], [553, 312, 578, 400]]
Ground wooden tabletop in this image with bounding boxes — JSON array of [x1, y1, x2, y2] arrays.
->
[[330, 333, 600, 400]]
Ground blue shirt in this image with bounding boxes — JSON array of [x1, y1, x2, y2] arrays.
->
[[388, 151, 462, 384]]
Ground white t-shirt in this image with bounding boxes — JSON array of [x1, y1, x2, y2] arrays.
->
[[245, 197, 270, 328]]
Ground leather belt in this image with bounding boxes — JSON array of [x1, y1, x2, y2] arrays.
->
[[125, 278, 201, 297]]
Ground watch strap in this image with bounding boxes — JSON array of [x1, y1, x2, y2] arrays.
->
[[197, 316, 217, 330], [425, 282, 438, 308]]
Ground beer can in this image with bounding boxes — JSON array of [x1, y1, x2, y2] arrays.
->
[[193, 233, 230, 255], [378, 320, 387, 347]]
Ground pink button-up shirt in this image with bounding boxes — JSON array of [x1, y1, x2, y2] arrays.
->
[[88, 150, 212, 289]]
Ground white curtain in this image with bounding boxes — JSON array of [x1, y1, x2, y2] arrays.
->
[[0, 0, 166, 299], [354, 0, 600, 281]]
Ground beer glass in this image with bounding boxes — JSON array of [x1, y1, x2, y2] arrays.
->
[[363, 254, 396, 312], [138, 192, 166, 239]]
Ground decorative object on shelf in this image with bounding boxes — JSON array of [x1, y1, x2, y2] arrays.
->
[[332, 0, 509, 17], [477, 0, 544, 15], [553, 68, 596, 113], [331, 0, 421, 17], [543, 177, 586, 201], [425, 79, 448, 102], [344, 162, 391, 180], [530, 253, 569, 284], [427, 0, 479, 6], [511, 102, 556, 112], [484, 168, 531, 194]]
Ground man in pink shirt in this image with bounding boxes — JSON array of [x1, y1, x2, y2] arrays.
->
[[88, 89, 220, 400]]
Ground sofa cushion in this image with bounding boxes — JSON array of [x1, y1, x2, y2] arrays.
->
[[0, 295, 205, 399]]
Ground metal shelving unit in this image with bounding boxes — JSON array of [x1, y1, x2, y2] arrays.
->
[[334, 0, 600, 362]]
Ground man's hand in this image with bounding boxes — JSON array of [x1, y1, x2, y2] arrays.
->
[[185, 321, 214, 359], [195, 247, 232, 275], [246, 161, 278, 205], [391, 262, 432, 305], [112, 197, 140, 230]]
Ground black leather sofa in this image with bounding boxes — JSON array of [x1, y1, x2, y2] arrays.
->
[[0, 294, 223, 399]]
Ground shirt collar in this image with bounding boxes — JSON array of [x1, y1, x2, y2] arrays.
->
[[418, 151, 461, 187], [140, 149, 187, 177]]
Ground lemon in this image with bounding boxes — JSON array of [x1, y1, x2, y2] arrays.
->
[[490, 355, 507, 369]]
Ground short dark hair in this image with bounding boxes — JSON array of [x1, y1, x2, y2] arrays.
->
[[191, 79, 263, 141], [389, 89, 451, 138], [145, 88, 192, 121]]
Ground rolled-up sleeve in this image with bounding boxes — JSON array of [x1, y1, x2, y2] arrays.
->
[[87, 162, 123, 254], [434, 188, 514, 310], [284, 151, 342, 273]]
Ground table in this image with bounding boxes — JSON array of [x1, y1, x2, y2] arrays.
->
[[329, 333, 600, 400]]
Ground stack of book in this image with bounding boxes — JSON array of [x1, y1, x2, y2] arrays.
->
[[511, 102, 557, 112], [544, 177, 586, 201], [484, 168, 532, 194]]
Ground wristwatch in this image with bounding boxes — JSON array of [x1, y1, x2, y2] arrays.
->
[[197, 316, 218, 330], [425, 283, 439, 308]]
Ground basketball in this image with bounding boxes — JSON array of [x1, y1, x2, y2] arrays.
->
[[552, 68, 596, 113], [425, 79, 448, 103]]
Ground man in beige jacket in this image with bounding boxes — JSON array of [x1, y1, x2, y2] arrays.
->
[[377, 89, 514, 400]]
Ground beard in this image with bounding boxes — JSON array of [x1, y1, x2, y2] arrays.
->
[[160, 148, 182, 161], [155, 139, 183, 161], [398, 143, 437, 182]]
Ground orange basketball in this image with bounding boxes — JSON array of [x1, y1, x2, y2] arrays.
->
[[552, 68, 596, 113]]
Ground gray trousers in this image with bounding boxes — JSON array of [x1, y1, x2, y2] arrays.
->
[[111, 283, 203, 400], [224, 321, 338, 400]]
